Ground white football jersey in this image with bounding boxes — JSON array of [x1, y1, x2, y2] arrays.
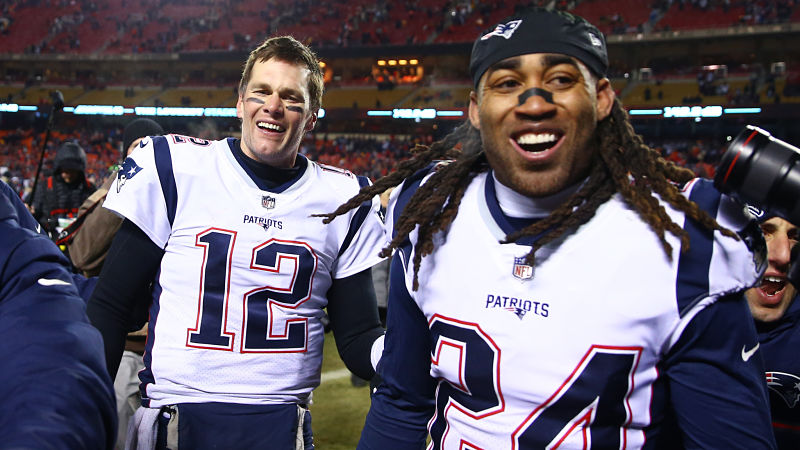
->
[[378, 170, 764, 449], [104, 135, 385, 407]]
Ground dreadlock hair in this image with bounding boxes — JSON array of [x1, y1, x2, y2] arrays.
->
[[318, 98, 739, 290]]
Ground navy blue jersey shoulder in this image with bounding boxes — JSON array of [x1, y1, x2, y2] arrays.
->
[[1, 180, 42, 232], [2, 180, 97, 299], [338, 175, 374, 257], [675, 179, 721, 316], [151, 135, 178, 226], [392, 162, 440, 238], [0, 185, 116, 448]]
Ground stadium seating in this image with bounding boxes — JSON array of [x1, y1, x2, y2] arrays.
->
[[398, 86, 472, 109], [658, 4, 747, 31], [322, 85, 416, 109], [74, 86, 162, 107], [151, 86, 237, 107], [3, 0, 796, 55]]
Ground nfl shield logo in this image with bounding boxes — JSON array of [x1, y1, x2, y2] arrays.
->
[[261, 195, 276, 209], [512, 257, 533, 280]]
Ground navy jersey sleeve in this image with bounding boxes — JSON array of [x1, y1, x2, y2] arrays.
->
[[2, 179, 42, 232], [327, 267, 384, 380], [86, 218, 163, 378], [358, 251, 437, 449], [662, 293, 777, 449], [2, 179, 100, 302], [0, 200, 116, 448]]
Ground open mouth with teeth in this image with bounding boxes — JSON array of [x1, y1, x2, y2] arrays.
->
[[516, 132, 562, 153], [758, 276, 786, 297], [257, 121, 285, 133]]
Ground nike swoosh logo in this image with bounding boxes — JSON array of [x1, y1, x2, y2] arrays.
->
[[741, 343, 760, 362], [38, 278, 70, 287]]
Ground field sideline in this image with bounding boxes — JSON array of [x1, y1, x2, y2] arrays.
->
[[311, 331, 373, 449]]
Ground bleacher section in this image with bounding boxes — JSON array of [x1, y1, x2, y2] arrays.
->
[[73, 86, 162, 107], [398, 86, 472, 109], [3, 0, 797, 56], [572, 0, 655, 35], [658, 4, 747, 30], [4, 74, 794, 111], [152, 86, 237, 108], [322, 85, 417, 109]]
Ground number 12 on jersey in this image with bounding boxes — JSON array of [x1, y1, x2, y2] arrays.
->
[[186, 228, 317, 353]]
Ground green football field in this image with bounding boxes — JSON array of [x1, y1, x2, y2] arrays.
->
[[311, 331, 373, 449]]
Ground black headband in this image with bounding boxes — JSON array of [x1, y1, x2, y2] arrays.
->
[[469, 8, 608, 89]]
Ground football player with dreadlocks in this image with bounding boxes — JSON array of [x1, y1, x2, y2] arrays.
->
[[320, 8, 776, 449]]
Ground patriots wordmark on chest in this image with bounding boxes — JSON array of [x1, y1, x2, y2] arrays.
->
[[513, 257, 533, 280], [262, 195, 276, 209]]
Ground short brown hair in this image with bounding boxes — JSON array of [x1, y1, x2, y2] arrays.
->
[[238, 36, 324, 112]]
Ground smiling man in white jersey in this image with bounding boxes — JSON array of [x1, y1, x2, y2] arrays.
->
[[321, 7, 777, 449], [87, 36, 386, 449]]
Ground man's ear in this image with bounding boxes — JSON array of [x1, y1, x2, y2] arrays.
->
[[235, 95, 244, 119], [595, 78, 615, 121], [468, 91, 481, 130], [305, 112, 318, 132]]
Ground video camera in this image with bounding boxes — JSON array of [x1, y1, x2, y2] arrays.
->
[[714, 125, 800, 287]]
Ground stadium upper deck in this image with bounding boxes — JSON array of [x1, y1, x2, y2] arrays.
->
[[1, 0, 799, 134]]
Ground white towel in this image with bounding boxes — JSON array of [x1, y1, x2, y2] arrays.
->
[[124, 406, 160, 450]]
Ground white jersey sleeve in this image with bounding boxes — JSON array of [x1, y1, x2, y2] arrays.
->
[[103, 136, 172, 248], [329, 175, 386, 279]]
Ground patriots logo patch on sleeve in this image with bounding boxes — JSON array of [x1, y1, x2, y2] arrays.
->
[[117, 157, 144, 193]]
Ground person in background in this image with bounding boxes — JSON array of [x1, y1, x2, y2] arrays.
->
[[322, 7, 776, 449], [31, 141, 96, 240], [64, 118, 165, 277], [0, 179, 116, 448], [745, 213, 800, 448]]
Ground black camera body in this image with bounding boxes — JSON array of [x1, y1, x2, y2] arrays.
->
[[714, 125, 800, 287]]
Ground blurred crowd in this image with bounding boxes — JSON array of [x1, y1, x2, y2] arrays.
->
[[0, 126, 122, 201], [1, 123, 732, 202], [3, 0, 797, 58]]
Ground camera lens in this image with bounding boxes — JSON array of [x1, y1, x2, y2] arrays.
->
[[714, 125, 800, 225]]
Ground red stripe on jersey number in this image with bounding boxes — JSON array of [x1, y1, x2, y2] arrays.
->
[[428, 315, 642, 449]]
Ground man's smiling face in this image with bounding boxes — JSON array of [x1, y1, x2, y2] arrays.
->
[[236, 57, 317, 168], [469, 53, 614, 198]]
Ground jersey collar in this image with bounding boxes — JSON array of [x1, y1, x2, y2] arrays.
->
[[227, 138, 308, 193]]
